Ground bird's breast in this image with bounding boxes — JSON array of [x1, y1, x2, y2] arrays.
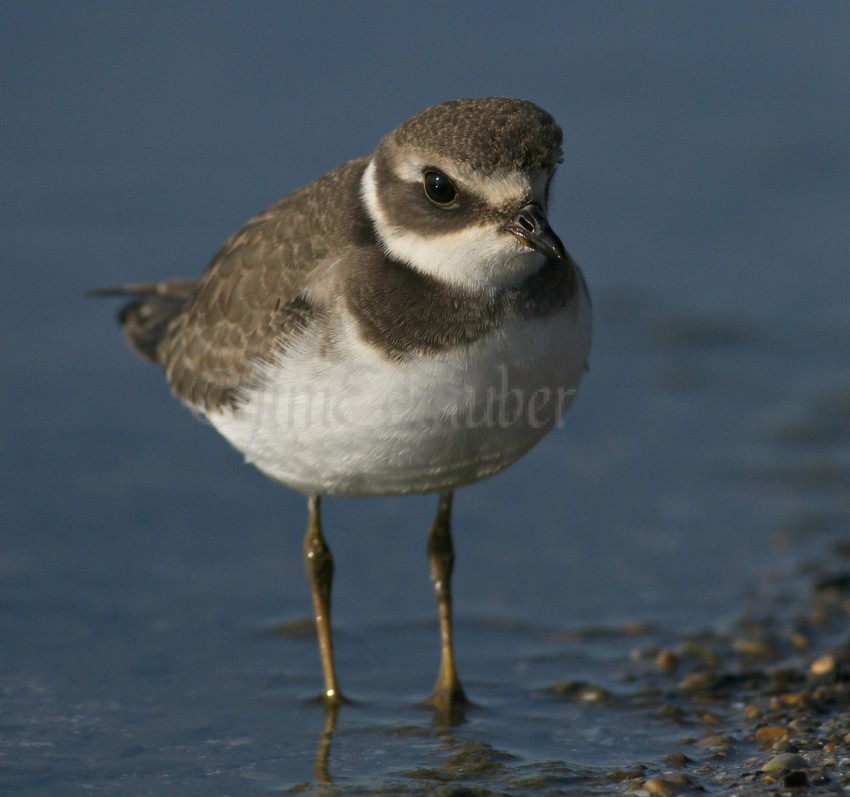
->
[[207, 283, 591, 497]]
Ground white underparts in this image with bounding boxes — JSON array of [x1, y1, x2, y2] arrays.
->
[[206, 298, 592, 497]]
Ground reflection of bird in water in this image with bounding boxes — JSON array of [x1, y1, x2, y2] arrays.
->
[[92, 97, 591, 715], [314, 702, 339, 785]]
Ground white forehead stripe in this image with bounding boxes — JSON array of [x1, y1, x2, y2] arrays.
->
[[360, 159, 544, 291]]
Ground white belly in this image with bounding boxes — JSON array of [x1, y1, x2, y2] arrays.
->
[[207, 298, 591, 497]]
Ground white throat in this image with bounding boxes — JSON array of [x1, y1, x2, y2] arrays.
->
[[360, 160, 544, 292]]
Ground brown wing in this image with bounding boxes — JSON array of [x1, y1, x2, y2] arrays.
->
[[156, 156, 373, 411]]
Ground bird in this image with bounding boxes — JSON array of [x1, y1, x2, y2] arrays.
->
[[92, 97, 592, 715]]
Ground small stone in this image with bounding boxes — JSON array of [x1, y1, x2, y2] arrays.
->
[[788, 718, 811, 734], [655, 649, 678, 672], [548, 680, 613, 703], [734, 638, 776, 659], [762, 752, 808, 772], [811, 654, 837, 676], [711, 743, 731, 760], [696, 733, 725, 748], [642, 777, 677, 795], [743, 704, 761, 720], [608, 763, 646, 780], [754, 726, 789, 745], [678, 672, 720, 693], [663, 751, 691, 767]]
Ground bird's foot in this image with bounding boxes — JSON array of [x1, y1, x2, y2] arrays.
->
[[425, 681, 470, 725]]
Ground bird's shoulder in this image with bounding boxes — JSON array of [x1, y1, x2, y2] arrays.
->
[[159, 156, 372, 411]]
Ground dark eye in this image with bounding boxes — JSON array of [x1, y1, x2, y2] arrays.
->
[[423, 170, 457, 206]]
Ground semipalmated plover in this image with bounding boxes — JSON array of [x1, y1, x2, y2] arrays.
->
[[93, 97, 592, 714]]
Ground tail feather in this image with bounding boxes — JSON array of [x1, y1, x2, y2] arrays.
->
[[90, 279, 198, 363]]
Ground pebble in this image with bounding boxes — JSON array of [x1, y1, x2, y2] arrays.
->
[[733, 638, 776, 659], [655, 649, 678, 672], [696, 732, 725, 748], [548, 680, 613, 703], [641, 777, 678, 795], [678, 672, 720, 693], [754, 725, 789, 744], [788, 718, 811, 734], [762, 752, 808, 772], [810, 653, 836, 676]]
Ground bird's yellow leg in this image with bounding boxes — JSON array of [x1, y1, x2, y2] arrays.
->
[[426, 491, 468, 715], [303, 495, 343, 705]]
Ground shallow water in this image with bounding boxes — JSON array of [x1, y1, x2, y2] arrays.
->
[[2, 3, 849, 794]]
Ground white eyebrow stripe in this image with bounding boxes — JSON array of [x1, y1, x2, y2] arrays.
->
[[471, 172, 535, 205]]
